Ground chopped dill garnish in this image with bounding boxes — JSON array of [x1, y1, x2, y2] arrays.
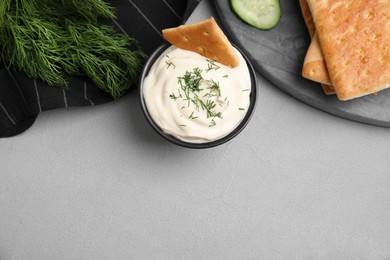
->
[[178, 68, 203, 92], [239, 108, 245, 111], [188, 111, 198, 119], [169, 93, 178, 100], [205, 79, 221, 98], [223, 74, 229, 78], [209, 119, 216, 127], [165, 60, 176, 69], [205, 58, 220, 72], [177, 68, 203, 107], [172, 67, 224, 125], [202, 99, 222, 118], [242, 89, 250, 92]]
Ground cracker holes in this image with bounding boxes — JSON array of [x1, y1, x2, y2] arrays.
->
[[335, 36, 344, 45], [361, 70, 370, 78], [350, 26, 358, 33], [361, 11, 372, 19], [356, 48, 364, 55], [370, 33, 378, 41], [342, 61, 350, 67]]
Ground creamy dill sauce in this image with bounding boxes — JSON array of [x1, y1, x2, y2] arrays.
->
[[143, 46, 251, 143]]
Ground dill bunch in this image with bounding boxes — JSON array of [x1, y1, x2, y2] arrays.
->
[[0, 0, 146, 99]]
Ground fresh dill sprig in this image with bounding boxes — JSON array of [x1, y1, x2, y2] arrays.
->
[[0, 0, 146, 99]]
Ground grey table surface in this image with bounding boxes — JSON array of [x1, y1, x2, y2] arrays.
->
[[1, 1, 390, 259]]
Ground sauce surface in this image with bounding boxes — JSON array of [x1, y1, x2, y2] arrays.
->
[[143, 46, 251, 143]]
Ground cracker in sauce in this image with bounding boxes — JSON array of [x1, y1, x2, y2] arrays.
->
[[162, 17, 239, 67]]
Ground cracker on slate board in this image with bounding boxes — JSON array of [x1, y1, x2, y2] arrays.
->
[[299, 0, 335, 95], [307, 0, 390, 101], [302, 32, 332, 85]]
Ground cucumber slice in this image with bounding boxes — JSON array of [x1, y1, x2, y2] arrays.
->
[[230, 0, 281, 30]]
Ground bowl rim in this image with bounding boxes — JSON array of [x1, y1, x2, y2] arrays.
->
[[139, 42, 258, 149]]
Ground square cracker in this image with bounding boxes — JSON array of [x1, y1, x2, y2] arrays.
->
[[162, 17, 239, 67], [300, 0, 335, 95], [306, 0, 390, 101], [302, 31, 332, 85], [299, 0, 316, 38]]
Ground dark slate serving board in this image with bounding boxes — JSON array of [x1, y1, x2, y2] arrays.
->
[[213, 0, 390, 127]]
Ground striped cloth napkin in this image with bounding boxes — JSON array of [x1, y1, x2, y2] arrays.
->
[[0, 0, 200, 137]]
